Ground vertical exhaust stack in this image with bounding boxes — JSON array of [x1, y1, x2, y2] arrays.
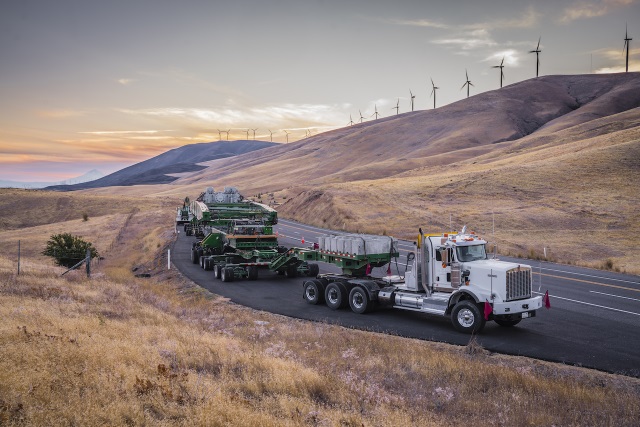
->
[[419, 228, 430, 297]]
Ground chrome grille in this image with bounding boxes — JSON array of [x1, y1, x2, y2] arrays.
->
[[506, 268, 532, 301]]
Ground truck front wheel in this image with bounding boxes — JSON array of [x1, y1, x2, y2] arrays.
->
[[451, 301, 485, 334], [349, 287, 374, 314]]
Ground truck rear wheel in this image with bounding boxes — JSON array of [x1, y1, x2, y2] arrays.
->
[[213, 264, 221, 279], [191, 249, 199, 264], [307, 263, 319, 277], [451, 301, 485, 334], [303, 280, 324, 305], [221, 267, 234, 283], [349, 286, 373, 314], [325, 283, 346, 310], [247, 266, 259, 280]]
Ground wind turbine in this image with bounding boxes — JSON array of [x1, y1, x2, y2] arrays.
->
[[371, 104, 380, 119], [461, 70, 473, 98], [225, 129, 231, 140], [430, 78, 439, 109], [244, 129, 250, 140], [624, 24, 632, 73], [359, 110, 365, 123], [529, 37, 542, 77], [348, 114, 355, 126], [283, 129, 290, 143], [268, 129, 274, 142], [252, 128, 258, 139], [492, 57, 505, 88], [409, 90, 416, 111], [217, 129, 222, 140], [392, 98, 399, 115]]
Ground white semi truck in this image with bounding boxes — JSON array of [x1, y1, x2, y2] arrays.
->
[[300, 227, 543, 333]]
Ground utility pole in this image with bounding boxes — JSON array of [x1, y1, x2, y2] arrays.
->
[[17, 240, 21, 275]]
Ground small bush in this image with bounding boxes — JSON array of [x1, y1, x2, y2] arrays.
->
[[42, 233, 99, 268], [82, 212, 89, 221]]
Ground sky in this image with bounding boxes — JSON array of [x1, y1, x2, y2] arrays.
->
[[1, 0, 638, 182]]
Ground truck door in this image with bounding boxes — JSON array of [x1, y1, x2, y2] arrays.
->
[[434, 247, 453, 289]]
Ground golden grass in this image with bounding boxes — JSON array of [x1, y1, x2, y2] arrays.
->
[[1, 191, 639, 426]]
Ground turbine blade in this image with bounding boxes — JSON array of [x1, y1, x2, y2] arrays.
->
[[537, 36, 541, 50]]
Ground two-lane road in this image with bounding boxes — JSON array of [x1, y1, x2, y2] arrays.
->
[[172, 219, 640, 378]]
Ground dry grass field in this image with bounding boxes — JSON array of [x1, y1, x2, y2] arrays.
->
[[2, 190, 640, 425]]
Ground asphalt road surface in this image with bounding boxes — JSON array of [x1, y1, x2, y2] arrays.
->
[[172, 219, 640, 378]]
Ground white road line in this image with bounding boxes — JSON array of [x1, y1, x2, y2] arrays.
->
[[532, 292, 640, 316], [589, 291, 640, 302], [535, 268, 640, 285]]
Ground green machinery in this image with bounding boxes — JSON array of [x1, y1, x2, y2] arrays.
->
[[183, 186, 277, 238]]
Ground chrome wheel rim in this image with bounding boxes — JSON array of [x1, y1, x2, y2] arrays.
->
[[457, 308, 475, 328]]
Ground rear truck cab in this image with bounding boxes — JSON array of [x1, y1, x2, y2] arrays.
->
[[301, 227, 543, 334]]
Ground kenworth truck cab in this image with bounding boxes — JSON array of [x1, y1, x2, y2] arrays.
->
[[301, 227, 543, 333]]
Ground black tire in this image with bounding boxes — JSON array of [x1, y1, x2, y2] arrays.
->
[[348, 286, 374, 314], [494, 316, 522, 327], [285, 264, 297, 278], [199, 256, 205, 268], [203, 258, 212, 271], [303, 280, 324, 305], [451, 301, 486, 334], [325, 283, 346, 310], [221, 267, 234, 283], [247, 266, 259, 281], [213, 264, 221, 279], [307, 263, 320, 277], [191, 249, 199, 264]]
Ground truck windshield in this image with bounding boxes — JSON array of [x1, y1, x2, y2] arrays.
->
[[456, 244, 487, 262]]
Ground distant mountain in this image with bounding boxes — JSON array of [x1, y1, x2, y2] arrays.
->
[[0, 169, 105, 189], [46, 140, 277, 191]]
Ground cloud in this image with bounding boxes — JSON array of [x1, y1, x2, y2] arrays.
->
[[559, 0, 635, 23], [393, 6, 539, 31], [78, 130, 174, 135], [118, 102, 349, 131], [117, 78, 135, 85], [389, 18, 449, 29], [432, 29, 497, 50], [484, 50, 521, 67]]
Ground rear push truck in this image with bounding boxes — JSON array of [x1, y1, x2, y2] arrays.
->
[[300, 227, 543, 333]]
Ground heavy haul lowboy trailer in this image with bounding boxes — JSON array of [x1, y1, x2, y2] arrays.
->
[[301, 228, 543, 334]]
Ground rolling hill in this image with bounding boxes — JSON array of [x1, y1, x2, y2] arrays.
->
[[47, 140, 276, 190]]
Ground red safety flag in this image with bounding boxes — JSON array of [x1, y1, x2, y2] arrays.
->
[[301, 236, 305, 244], [484, 299, 493, 320], [543, 290, 551, 309], [386, 264, 391, 276], [365, 263, 372, 275]]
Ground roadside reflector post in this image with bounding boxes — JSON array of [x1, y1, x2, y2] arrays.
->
[[168, 249, 171, 270]]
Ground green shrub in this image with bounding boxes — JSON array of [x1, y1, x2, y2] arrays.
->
[[42, 233, 99, 268]]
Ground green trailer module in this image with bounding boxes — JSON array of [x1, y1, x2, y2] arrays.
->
[[191, 219, 317, 281], [184, 187, 277, 238]]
